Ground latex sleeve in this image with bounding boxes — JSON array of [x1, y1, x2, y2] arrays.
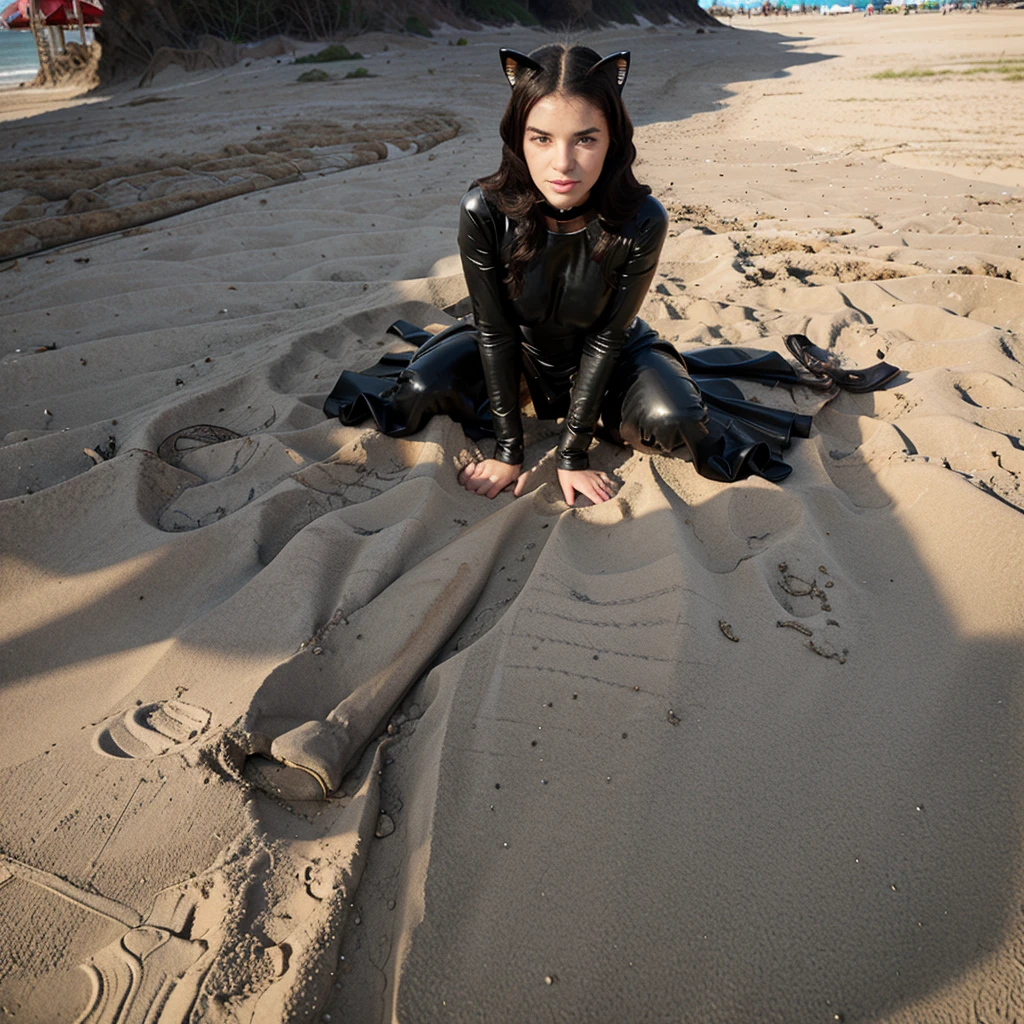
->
[[557, 199, 669, 471], [457, 189, 525, 466]]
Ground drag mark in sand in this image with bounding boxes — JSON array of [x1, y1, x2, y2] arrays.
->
[[0, 852, 142, 929], [88, 777, 151, 876]]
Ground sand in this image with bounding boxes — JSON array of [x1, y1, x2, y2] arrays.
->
[[1, 12, 1023, 1023]]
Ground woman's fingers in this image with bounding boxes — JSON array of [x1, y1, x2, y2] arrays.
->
[[577, 472, 616, 505], [459, 459, 523, 499], [462, 462, 620, 512]]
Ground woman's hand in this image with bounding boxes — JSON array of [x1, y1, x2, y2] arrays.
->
[[557, 468, 615, 506], [458, 459, 525, 499]]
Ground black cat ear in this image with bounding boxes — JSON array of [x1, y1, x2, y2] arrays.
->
[[587, 50, 630, 93], [499, 48, 543, 88]]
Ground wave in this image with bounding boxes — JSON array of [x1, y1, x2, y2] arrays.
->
[[0, 66, 38, 80]]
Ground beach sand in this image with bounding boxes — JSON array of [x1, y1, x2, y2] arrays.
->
[[1, 12, 1023, 1023]]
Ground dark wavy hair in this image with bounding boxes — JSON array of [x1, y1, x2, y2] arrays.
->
[[475, 43, 651, 300]]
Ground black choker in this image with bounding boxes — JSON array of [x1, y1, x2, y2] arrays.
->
[[538, 196, 594, 221]]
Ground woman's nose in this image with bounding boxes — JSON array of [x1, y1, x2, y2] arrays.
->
[[552, 143, 575, 173]]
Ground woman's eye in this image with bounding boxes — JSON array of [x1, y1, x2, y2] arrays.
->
[[577, 136, 595, 145], [530, 135, 549, 144]]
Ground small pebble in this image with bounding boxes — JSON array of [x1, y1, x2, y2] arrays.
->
[[375, 813, 395, 838]]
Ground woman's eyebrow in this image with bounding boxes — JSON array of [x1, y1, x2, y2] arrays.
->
[[525, 125, 603, 136]]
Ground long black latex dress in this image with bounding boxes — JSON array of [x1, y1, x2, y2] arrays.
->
[[323, 186, 877, 483]]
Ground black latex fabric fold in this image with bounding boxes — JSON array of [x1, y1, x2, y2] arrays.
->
[[323, 319, 822, 484]]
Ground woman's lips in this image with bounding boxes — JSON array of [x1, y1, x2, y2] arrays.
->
[[549, 180, 578, 193]]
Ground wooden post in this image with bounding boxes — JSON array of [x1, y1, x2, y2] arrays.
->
[[27, 0, 53, 84], [73, 0, 86, 45]]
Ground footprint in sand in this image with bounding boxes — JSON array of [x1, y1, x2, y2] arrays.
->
[[92, 700, 211, 760], [74, 887, 219, 1024]]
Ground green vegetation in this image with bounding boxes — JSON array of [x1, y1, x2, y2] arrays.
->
[[344, 66, 372, 78], [872, 60, 1024, 81], [593, 0, 640, 24], [162, 0, 703, 49], [871, 68, 948, 79], [959, 59, 1024, 79], [405, 15, 432, 35], [297, 68, 330, 81], [177, 0, 363, 41], [295, 43, 362, 63], [462, 0, 539, 26], [456, 36, 468, 45]]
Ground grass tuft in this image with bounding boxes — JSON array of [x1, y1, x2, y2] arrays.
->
[[872, 60, 1024, 81], [405, 15, 432, 36], [872, 68, 946, 79], [295, 44, 362, 64]]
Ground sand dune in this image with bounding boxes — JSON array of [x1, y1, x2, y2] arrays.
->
[[1, 13, 1023, 1023]]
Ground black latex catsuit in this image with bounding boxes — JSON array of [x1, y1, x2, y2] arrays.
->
[[324, 186, 829, 483]]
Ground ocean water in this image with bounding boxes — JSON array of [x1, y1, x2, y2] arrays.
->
[[0, 30, 41, 84]]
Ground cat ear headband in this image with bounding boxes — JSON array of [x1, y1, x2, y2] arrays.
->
[[498, 47, 630, 93]]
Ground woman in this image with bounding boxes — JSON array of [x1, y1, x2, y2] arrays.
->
[[324, 44, 898, 505]]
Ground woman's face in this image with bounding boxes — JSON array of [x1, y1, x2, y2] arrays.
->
[[522, 92, 611, 211]]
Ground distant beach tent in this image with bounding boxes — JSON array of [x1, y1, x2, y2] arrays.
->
[[1, 0, 102, 30]]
